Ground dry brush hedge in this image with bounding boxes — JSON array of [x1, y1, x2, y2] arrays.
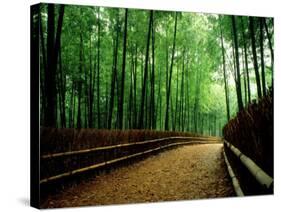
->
[[40, 128, 201, 155], [40, 128, 213, 181], [223, 90, 273, 177]]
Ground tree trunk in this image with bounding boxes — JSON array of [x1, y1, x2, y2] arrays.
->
[[138, 10, 153, 129], [133, 44, 138, 128], [259, 18, 266, 96], [241, 17, 251, 103], [165, 12, 178, 131], [193, 56, 202, 133], [51, 5, 65, 127], [117, 8, 128, 129], [104, 83, 109, 128], [69, 80, 74, 128], [193, 69, 201, 133], [72, 88, 76, 128], [213, 115, 216, 136], [171, 95, 175, 131], [45, 4, 55, 127], [263, 18, 274, 76], [39, 11, 47, 124], [128, 46, 134, 129], [231, 16, 243, 111], [145, 80, 149, 129], [88, 32, 94, 128], [58, 48, 66, 127], [249, 17, 262, 99], [107, 11, 120, 129], [219, 17, 230, 121], [92, 57, 97, 128], [208, 114, 211, 135], [83, 47, 88, 128], [185, 53, 189, 131], [175, 63, 179, 131], [77, 32, 83, 129], [97, 8, 101, 128], [45, 4, 65, 127], [242, 54, 248, 105], [201, 113, 204, 134], [180, 50, 185, 131], [165, 26, 169, 126], [151, 14, 156, 129], [156, 66, 162, 129]]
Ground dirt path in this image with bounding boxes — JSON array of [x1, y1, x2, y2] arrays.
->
[[42, 143, 234, 208]]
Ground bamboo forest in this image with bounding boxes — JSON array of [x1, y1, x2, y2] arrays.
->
[[31, 3, 274, 208], [37, 4, 273, 134]]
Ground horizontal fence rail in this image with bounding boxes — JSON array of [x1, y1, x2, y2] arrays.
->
[[40, 136, 219, 184], [224, 140, 273, 190], [223, 148, 244, 196], [41, 136, 220, 159]]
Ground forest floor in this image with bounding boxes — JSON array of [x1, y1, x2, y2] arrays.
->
[[42, 143, 235, 208]]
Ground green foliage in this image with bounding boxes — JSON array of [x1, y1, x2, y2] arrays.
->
[[39, 3, 273, 136]]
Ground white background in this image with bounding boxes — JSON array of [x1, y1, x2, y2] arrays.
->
[[0, 0, 280, 211]]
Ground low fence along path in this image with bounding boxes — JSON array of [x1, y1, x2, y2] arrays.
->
[[42, 143, 235, 207]]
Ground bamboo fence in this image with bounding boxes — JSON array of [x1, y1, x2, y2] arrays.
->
[[40, 137, 218, 184], [224, 140, 273, 190], [223, 148, 244, 196]]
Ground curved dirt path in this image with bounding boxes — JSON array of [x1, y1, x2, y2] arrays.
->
[[42, 143, 234, 208]]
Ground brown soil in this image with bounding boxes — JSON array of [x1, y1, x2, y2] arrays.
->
[[42, 144, 234, 208]]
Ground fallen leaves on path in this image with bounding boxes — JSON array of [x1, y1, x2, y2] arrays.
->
[[42, 144, 234, 208]]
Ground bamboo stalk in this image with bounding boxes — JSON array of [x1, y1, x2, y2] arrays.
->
[[42, 136, 220, 159], [224, 140, 273, 190], [40, 140, 209, 184], [223, 148, 244, 196]]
